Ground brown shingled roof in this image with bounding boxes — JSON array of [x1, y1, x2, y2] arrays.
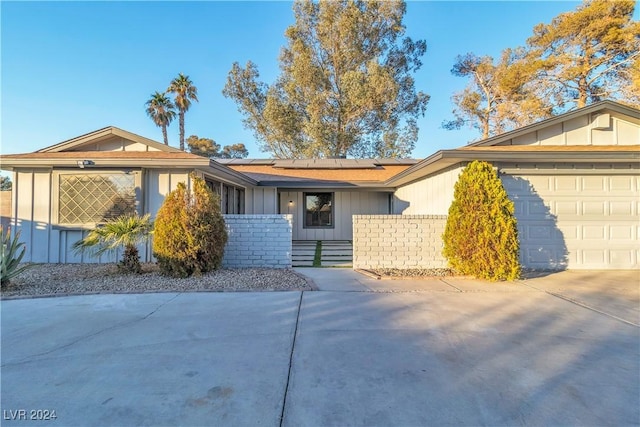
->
[[227, 164, 413, 183]]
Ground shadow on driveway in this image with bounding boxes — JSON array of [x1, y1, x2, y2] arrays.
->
[[2, 269, 638, 426]]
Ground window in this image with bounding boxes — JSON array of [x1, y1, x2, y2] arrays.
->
[[304, 192, 333, 228], [58, 173, 136, 224], [205, 178, 245, 214]]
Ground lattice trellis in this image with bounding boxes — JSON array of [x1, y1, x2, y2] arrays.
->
[[59, 174, 136, 224]]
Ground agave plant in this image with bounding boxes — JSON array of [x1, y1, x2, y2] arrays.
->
[[1, 227, 32, 287], [73, 214, 153, 274]]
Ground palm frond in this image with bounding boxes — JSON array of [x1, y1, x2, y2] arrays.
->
[[73, 214, 153, 257]]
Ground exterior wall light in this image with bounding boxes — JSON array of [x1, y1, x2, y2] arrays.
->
[[77, 160, 95, 169]]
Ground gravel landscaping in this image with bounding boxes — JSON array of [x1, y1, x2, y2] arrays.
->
[[1, 263, 314, 299]]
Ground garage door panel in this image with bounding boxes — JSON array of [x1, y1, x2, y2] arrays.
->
[[506, 172, 638, 270], [610, 225, 634, 240], [583, 225, 605, 239], [526, 224, 554, 239], [521, 246, 568, 270], [555, 201, 578, 215], [583, 250, 606, 265], [610, 176, 633, 191], [526, 176, 552, 192], [555, 176, 578, 191], [610, 250, 637, 268], [582, 201, 605, 216], [528, 200, 550, 216], [610, 201, 633, 216], [582, 176, 605, 191]]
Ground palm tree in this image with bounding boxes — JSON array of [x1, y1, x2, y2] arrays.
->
[[167, 73, 199, 150], [145, 92, 176, 145], [72, 214, 153, 274]]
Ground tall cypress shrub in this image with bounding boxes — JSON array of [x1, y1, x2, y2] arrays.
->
[[188, 176, 227, 273], [153, 174, 227, 277], [443, 161, 521, 281]]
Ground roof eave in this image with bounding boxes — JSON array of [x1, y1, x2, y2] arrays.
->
[[204, 160, 258, 187], [386, 149, 640, 187], [0, 157, 210, 170]]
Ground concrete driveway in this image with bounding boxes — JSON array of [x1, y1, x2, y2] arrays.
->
[[1, 270, 638, 426]]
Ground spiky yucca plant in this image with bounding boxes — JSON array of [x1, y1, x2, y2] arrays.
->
[[1, 227, 32, 287], [73, 214, 153, 274]]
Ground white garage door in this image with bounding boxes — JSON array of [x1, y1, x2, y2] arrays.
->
[[502, 172, 639, 270]]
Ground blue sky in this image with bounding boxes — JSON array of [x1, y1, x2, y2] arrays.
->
[[3, 0, 622, 160]]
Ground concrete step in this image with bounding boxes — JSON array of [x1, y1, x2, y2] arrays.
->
[[322, 261, 353, 267], [321, 250, 352, 256], [292, 263, 314, 267]]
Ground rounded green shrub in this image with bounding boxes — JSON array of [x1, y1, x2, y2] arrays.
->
[[443, 160, 521, 281], [153, 174, 228, 277]]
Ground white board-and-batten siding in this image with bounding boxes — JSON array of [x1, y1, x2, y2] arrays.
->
[[246, 187, 278, 215], [496, 113, 638, 146], [11, 168, 194, 263], [279, 190, 390, 240], [393, 165, 463, 215]]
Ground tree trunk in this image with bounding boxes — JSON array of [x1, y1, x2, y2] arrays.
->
[[577, 76, 588, 109], [162, 125, 169, 145], [179, 112, 185, 151], [482, 114, 490, 140]]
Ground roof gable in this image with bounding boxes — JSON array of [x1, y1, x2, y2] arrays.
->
[[469, 101, 640, 148], [36, 126, 180, 153]]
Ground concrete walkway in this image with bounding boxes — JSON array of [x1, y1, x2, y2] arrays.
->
[[1, 270, 638, 426]]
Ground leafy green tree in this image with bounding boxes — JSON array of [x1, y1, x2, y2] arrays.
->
[[444, 50, 551, 141], [443, 161, 521, 281], [73, 214, 153, 274], [526, 0, 640, 110], [187, 136, 250, 159], [145, 92, 176, 146], [153, 175, 227, 277], [167, 73, 199, 151], [0, 176, 11, 191], [187, 135, 221, 158], [220, 143, 249, 159], [223, 0, 429, 158]]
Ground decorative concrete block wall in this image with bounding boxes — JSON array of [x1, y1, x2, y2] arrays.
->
[[222, 214, 292, 268], [353, 215, 448, 270]]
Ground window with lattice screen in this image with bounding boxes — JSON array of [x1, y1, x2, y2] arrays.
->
[[58, 173, 136, 224]]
